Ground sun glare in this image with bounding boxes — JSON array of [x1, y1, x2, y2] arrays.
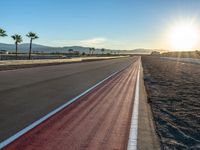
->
[[169, 22, 199, 51]]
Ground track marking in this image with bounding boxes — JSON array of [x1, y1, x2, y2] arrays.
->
[[0, 62, 133, 149], [127, 58, 141, 150]]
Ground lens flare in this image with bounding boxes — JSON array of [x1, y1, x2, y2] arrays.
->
[[169, 22, 199, 51]]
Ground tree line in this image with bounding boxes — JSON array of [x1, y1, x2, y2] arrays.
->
[[0, 28, 39, 59], [1, 28, 113, 59], [89, 48, 105, 55]]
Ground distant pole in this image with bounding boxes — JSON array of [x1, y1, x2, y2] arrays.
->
[[15, 42, 18, 59], [29, 38, 32, 60]]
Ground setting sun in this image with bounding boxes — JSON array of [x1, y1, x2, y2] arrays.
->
[[169, 22, 199, 51]]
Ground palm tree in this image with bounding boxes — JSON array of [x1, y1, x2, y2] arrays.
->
[[89, 48, 92, 55], [0, 28, 7, 37], [101, 48, 105, 55], [68, 48, 74, 53], [0, 28, 7, 60], [92, 48, 95, 55], [26, 32, 39, 60], [11, 34, 23, 59]]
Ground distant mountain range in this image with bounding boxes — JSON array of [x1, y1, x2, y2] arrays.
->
[[0, 43, 167, 54], [0, 43, 91, 53]]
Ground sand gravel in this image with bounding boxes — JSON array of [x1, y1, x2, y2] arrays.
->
[[142, 56, 200, 150]]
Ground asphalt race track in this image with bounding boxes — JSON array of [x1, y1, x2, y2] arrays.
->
[[0, 57, 137, 142], [2, 57, 140, 150]]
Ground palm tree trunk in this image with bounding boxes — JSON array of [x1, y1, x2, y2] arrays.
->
[[15, 42, 18, 60], [29, 39, 32, 60]]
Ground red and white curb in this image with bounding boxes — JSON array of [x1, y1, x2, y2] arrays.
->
[[127, 58, 141, 150]]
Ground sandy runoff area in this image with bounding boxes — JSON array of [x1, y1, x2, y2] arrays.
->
[[142, 56, 200, 150]]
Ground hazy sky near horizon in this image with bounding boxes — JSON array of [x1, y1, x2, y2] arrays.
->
[[1, 0, 200, 50]]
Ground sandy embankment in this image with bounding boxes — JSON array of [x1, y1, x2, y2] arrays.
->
[[137, 61, 160, 150], [142, 56, 200, 150]]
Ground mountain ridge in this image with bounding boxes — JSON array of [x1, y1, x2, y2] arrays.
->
[[0, 43, 166, 54]]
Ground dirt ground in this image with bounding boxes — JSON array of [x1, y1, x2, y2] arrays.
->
[[142, 56, 200, 150]]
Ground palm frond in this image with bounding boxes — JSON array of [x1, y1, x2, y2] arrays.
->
[[11, 34, 23, 43], [26, 32, 39, 40], [0, 28, 7, 37]]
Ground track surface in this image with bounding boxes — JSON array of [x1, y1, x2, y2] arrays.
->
[[0, 57, 136, 142], [3, 57, 140, 150]]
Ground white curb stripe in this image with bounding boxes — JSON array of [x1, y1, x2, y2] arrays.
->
[[127, 58, 141, 150], [0, 63, 131, 149]]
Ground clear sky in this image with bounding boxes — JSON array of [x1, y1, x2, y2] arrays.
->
[[1, 0, 200, 50]]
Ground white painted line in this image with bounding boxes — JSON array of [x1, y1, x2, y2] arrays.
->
[[127, 58, 141, 150], [0, 63, 131, 149]]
